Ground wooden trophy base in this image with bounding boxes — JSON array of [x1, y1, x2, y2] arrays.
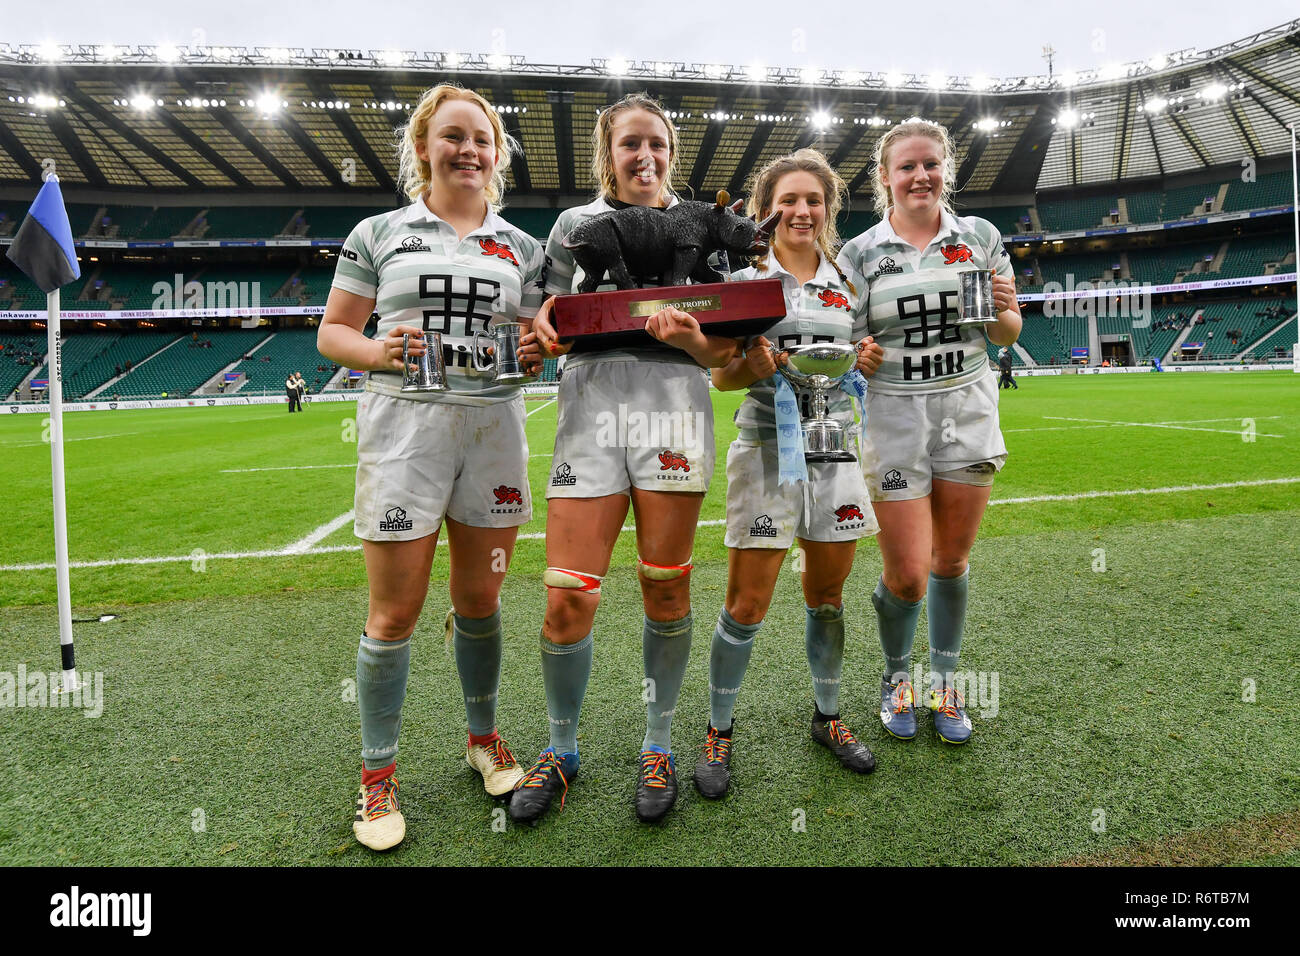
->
[[552, 279, 787, 353]]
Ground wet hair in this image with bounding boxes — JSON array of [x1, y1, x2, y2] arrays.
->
[[591, 92, 679, 203], [397, 84, 515, 210], [871, 116, 957, 220]]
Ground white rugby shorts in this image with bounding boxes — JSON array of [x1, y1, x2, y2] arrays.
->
[[354, 391, 531, 540], [724, 439, 878, 549], [860, 370, 1008, 502], [546, 360, 716, 498]]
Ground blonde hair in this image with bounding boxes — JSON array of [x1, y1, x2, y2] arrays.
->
[[591, 92, 679, 203], [745, 148, 848, 272], [871, 116, 957, 220], [397, 84, 515, 210]]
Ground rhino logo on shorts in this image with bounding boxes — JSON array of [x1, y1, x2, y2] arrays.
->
[[551, 462, 577, 487], [493, 485, 524, 505], [658, 450, 690, 472], [817, 289, 850, 310], [379, 506, 414, 532], [749, 514, 779, 538], [834, 504, 865, 523], [880, 469, 908, 491]]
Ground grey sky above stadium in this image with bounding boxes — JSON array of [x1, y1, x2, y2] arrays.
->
[[6, 1, 1286, 81]]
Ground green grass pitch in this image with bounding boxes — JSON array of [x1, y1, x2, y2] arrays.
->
[[0, 370, 1297, 865]]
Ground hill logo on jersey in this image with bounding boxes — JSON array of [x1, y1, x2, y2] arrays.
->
[[749, 514, 779, 538], [478, 239, 519, 267], [873, 256, 904, 279], [941, 244, 973, 265], [396, 236, 431, 254], [834, 504, 865, 523], [551, 462, 578, 487], [818, 289, 850, 310], [379, 506, 414, 532], [658, 450, 690, 472], [880, 470, 908, 492]]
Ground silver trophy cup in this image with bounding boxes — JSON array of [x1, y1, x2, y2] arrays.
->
[[770, 342, 860, 463], [473, 321, 534, 384], [401, 331, 448, 392], [956, 269, 998, 325]]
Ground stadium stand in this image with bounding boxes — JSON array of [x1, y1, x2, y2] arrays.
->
[[227, 328, 335, 396], [1248, 316, 1298, 360], [1223, 170, 1293, 212], [1014, 313, 1066, 364], [63, 330, 180, 399], [0, 332, 46, 398], [106, 329, 271, 399]]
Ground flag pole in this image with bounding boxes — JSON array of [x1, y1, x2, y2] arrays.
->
[[42, 178, 79, 694], [1291, 123, 1299, 374]]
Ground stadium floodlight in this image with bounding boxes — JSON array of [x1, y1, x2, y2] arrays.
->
[[746, 62, 765, 84], [255, 93, 280, 115], [842, 71, 863, 86], [1100, 62, 1124, 81], [129, 93, 154, 111], [444, 51, 462, 68], [969, 74, 991, 91], [377, 49, 404, 66], [607, 56, 629, 77], [1147, 53, 1167, 71], [1141, 96, 1168, 114], [38, 41, 63, 62], [884, 71, 902, 89], [927, 73, 946, 90], [267, 47, 292, 62], [157, 44, 179, 63], [1199, 83, 1227, 101], [1056, 110, 1079, 128], [810, 111, 831, 131], [101, 44, 120, 62], [976, 117, 998, 132], [801, 66, 820, 86], [1061, 71, 1078, 88], [487, 52, 509, 71], [31, 94, 59, 111]]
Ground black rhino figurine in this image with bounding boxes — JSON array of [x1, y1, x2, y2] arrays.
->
[[562, 191, 783, 292]]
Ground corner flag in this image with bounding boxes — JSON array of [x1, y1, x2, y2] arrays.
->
[[6, 176, 80, 291], [6, 173, 83, 693]]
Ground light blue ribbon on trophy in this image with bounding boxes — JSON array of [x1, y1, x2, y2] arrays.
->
[[774, 372, 807, 485], [841, 368, 869, 444]]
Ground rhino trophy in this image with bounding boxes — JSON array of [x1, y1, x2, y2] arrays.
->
[[562, 190, 783, 292]]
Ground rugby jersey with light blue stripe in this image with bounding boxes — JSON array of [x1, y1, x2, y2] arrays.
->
[[732, 250, 866, 443], [332, 202, 544, 405], [837, 211, 1012, 394]]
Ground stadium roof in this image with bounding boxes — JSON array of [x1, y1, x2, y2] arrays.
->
[[0, 19, 1296, 201]]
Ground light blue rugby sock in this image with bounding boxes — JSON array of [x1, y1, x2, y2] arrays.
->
[[452, 608, 503, 738], [872, 576, 923, 684], [709, 609, 760, 732], [805, 603, 845, 716], [357, 632, 411, 771], [642, 613, 693, 753], [540, 630, 593, 755], [927, 570, 968, 693]]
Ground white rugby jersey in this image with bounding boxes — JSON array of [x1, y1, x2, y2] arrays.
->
[[731, 249, 866, 443], [332, 201, 545, 405], [543, 195, 698, 370], [837, 210, 1012, 394]]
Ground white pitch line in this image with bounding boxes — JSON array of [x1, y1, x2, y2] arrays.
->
[[526, 399, 556, 418], [1041, 415, 1284, 438], [4, 478, 1297, 572], [220, 463, 356, 473], [9, 431, 141, 448], [284, 510, 355, 554], [1008, 416, 1285, 434]]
